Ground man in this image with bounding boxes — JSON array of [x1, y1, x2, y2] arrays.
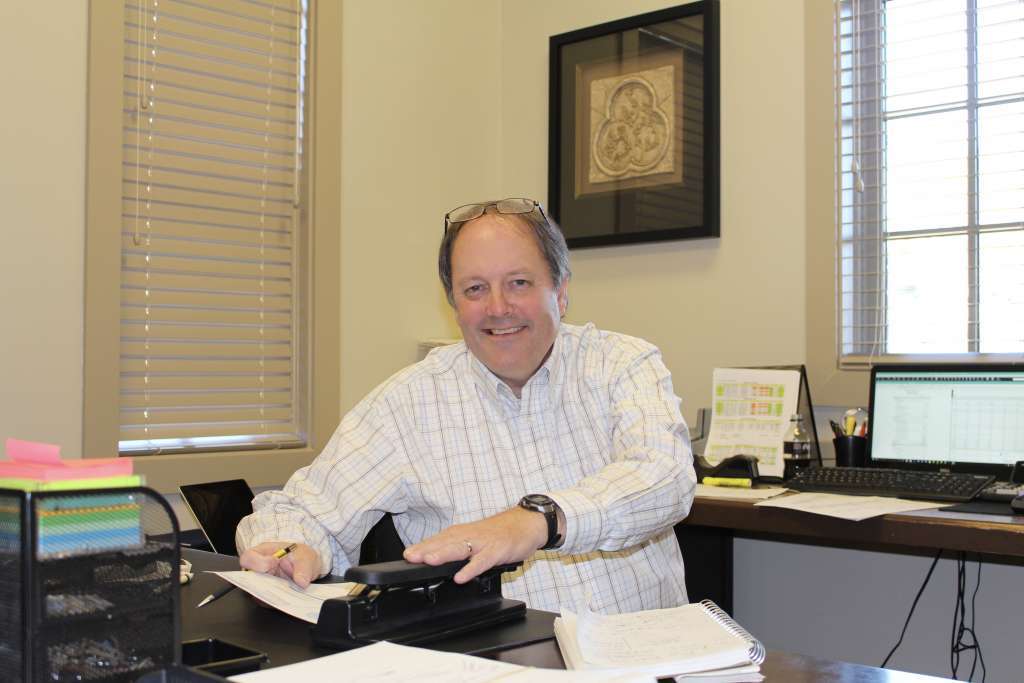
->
[[237, 198, 696, 614]]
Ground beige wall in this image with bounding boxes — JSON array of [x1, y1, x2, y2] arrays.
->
[[0, 2, 88, 454], [338, 0, 502, 411], [0, 0, 836, 458], [339, 0, 822, 425], [501, 0, 812, 424]]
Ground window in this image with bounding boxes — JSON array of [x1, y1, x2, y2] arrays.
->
[[836, 0, 1024, 362], [85, 1, 339, 478]]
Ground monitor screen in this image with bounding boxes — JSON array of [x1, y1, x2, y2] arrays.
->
[[869, 365, 1024, 477], [179, 479, 254, 556]]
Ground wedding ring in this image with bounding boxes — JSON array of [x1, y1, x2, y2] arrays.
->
[[463, 539, 473, 555]]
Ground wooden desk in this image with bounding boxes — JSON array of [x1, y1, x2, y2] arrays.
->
[[675, 494, 1024, 617], [686, 495, 1024, 557], [182, 549, 958, 681]]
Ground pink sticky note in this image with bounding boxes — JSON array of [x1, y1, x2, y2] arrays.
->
[[5, 438, 62, 464]]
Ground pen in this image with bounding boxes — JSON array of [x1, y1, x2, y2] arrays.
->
[[843, 414, 857, 436], [197, 543, 297, 608]]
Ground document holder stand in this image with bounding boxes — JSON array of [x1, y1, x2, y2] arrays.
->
[[312, 559, 525, 650], [0, 486, 180, 682]]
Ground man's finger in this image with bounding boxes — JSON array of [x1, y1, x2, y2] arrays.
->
[[239, 546, 278, 573], [404, 535, 463, 565], [239, 542, 320, 586], [281, 551, 319, 588], [453, 552, 493, 584]]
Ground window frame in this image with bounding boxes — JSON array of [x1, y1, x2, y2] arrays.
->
[[83, 0, 340, 490], [836, 0, 1022, 367]]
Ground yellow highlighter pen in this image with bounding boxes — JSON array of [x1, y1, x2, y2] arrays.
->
[[703, 477, 753, 488]]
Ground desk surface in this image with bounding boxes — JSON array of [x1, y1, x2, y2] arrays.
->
[[686, 494, 1024, 558], [182, 549, 957, 682]]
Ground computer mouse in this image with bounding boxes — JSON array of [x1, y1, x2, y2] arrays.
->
[[1011, 492, 1024, 515]]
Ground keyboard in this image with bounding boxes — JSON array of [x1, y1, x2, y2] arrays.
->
[[976, 481, 1024, 502], [786, 467, 995, 503]]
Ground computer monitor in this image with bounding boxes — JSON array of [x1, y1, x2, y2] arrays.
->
[[868, 364, 1024, 480], [178, 479, 255, 556]]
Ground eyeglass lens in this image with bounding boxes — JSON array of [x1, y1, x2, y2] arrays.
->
[[447, 198, 537, 225]]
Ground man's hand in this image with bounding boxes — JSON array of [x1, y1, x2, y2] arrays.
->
[[239, 541, 321, 588], [403, 507, 548, 584]]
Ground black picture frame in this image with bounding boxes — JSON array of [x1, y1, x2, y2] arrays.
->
[[548, 2, 720, 248]]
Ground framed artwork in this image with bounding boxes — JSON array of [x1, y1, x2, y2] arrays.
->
[[548, 2, 720, 248]]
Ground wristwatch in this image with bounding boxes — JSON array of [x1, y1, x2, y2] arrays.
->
[[518, 494, 563, 550]]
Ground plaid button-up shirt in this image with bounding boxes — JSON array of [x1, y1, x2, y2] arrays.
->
[[237, 323, 696, 614]]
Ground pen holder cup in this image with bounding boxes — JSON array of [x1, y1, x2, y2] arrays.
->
[[834, 436, 868, 468]]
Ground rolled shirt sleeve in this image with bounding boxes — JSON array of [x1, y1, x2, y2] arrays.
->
[[236, 398, 408, 578]]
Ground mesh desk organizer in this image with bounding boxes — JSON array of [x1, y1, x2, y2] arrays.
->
[[0, 486, 180, 682]]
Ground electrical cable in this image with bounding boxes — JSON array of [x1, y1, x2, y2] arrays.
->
[[880, 549, 942, 669], [950, 552, 985, 681]]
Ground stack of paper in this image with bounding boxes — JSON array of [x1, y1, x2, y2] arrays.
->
[[229, 640, 653, 682], [35, 492, 144, 557], [754, 491, 950, 520], [0, 496, 19, 552], [207, 570, 362, 624], [554, 601, 764, 682], [1, 438, 145, 558], [0, 438, 141, 491]]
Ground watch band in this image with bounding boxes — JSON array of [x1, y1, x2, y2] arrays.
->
[[518, 494, 563, 550]]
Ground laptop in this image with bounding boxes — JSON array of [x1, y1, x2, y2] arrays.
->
[[868, 364, 1024, 487], [178, 479, 255, 556]]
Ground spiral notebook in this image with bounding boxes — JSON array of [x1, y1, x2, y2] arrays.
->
[[554, 599, 765, 682]]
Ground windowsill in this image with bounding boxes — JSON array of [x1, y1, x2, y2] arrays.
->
[[129, 448, 316, 494], [839, 352, 1024, 370]]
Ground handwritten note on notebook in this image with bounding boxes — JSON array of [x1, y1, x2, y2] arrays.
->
[[554, 600, 763, 681], [208, 570, 359, 623], [573, 604, 751, 674]]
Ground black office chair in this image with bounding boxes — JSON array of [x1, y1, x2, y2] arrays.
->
[[675, 520, 732, 612], [359, 513, 406, 564]]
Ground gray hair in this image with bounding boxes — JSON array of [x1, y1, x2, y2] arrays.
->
[[438, 203, 572, 306]]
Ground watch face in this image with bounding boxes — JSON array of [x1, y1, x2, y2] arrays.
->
[[522, 494, 552, 508]]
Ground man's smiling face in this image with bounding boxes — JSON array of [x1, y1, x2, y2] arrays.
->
[[450, 212, 567, 395]]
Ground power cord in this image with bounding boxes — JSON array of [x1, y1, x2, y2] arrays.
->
[[881, 549, 942, 669], [950, 552, 985, 681], [879, 549, 986, 682]]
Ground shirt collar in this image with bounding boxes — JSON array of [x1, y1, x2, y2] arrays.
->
[[467, 325, 564, 406]]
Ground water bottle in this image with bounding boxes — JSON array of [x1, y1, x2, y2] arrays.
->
[[783, 413, 812, 479]]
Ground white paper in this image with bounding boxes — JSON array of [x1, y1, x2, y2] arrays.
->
[[229, 640, 653, 682], [753, 492, 951, 521], [694, 484, 788, 501], [702, 369, 801, 479], [675, 666, 764, 683], [569, 604, 751, 675], [207, 570, 359, 623]]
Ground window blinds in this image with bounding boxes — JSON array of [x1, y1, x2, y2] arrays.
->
[[836, 0, 1024, 361], [120, 0, 307, 454]]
